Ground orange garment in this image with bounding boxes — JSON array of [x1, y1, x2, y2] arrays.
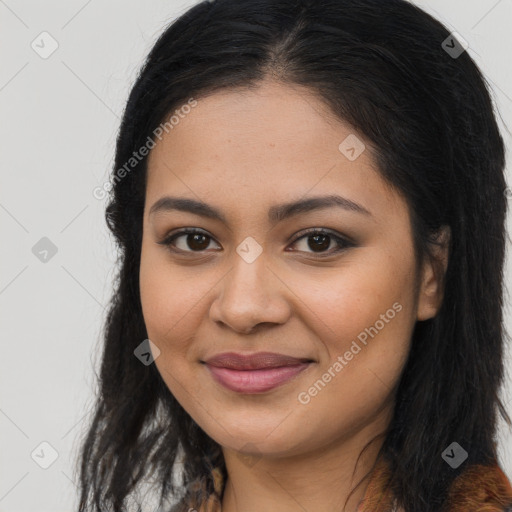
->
[[176, 457, 512, 512]]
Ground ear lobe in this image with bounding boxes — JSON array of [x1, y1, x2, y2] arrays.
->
[[416, 225, 451, 322]]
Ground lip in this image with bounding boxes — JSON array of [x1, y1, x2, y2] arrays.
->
[[203, 352, 314, 393]]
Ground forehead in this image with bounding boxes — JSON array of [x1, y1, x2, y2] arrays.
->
[[145, 79, 406, 223]]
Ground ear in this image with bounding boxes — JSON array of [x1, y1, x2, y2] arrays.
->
[[416, 225, 451, 321]]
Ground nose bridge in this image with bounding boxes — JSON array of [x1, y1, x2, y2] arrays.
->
[[224, 241, 272, 310], [209, 240, 290, 332], [229, 241, 268, 299]]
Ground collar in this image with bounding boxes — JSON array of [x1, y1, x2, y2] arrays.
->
[[181, 456, 512, 512]]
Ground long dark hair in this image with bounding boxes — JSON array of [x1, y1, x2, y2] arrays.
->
[[76, 1, 511, 511]]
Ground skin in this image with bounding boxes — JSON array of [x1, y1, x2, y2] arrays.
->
[[139, 79, 450, 512]]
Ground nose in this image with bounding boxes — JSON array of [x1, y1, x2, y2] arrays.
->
[[208, 252, 291, 335]]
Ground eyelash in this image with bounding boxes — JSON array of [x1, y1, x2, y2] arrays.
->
[[157, 227, 355, 257]]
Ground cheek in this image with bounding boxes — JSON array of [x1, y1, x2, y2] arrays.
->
[[139, 249, 205, 402], [301, 250, 417, 348], [139, 246, 187, 350], [290, 263, 415, 442], [139, 245, 216, 357]]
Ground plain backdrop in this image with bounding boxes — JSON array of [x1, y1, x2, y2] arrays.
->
[[1, 1, 511, 510]]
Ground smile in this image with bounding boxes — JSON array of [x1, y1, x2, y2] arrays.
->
[[203, 352, 314, 393]]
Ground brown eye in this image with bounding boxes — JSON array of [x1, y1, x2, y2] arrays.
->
[[289, 229, 354, 256], [158, 229, 221, 253], [305, 233, 331, 252], [182, 233, 211, 251]]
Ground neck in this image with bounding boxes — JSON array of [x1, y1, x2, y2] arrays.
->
[[220, 416, 390, 512]]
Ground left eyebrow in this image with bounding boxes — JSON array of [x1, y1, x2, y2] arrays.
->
[[148, 194, 372, 225]]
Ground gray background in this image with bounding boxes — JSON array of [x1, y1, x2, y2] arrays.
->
[[1, 0, 511, 510]]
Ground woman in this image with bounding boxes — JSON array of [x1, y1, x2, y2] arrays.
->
[[77, 0, 512, 511]]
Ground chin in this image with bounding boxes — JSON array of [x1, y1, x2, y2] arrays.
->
[[202, 419, 307, 457]]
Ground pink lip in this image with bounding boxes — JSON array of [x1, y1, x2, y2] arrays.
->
[[203, 352, 313, 393]]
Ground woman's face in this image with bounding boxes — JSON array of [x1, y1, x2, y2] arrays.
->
[[139, 79, 445, 458]]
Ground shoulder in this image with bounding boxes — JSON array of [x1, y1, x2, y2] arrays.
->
[[443, 463, 512, 512]]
